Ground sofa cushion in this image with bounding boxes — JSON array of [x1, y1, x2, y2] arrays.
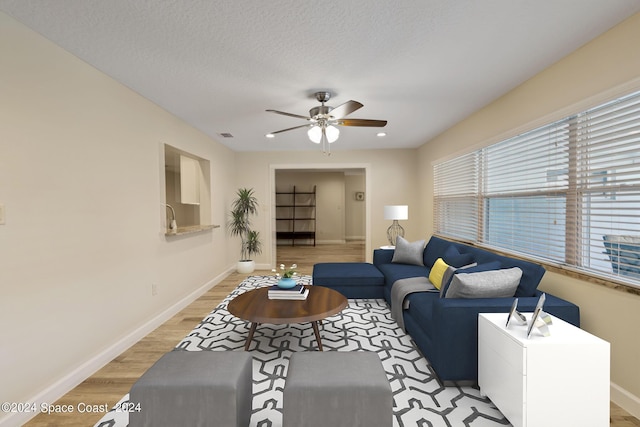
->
[[392, 236, 425, 266], [428, 258, 449, 289], [434, 253, 475, 294], [445, 267, 523, 299], [443, 252, 474, 268], [450, 243, 545, 297], [312, 263, 385, 287], [377, 263, 429, 286], [424, 236, 461, 268], [440, 261, 499, 298], [439, 266, 457, 298]]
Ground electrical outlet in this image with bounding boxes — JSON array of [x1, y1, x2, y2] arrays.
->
[[151, 283, 158, 296], [0, 204, 5, 225]]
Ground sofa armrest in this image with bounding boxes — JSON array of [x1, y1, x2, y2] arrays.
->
[[373, 249, 394, 267], [427, 297, 533, 381], [427, 293, 580, 382], [432, 291, 580, 326], [513, 291, 580, 326]]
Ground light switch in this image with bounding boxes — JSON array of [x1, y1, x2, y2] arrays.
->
[[0, 204, 5, 225]]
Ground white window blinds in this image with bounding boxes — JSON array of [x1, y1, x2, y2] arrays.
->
[[434, 151, 479, 242], [573, 91, 640, 281], [433, 88, 640, 287]]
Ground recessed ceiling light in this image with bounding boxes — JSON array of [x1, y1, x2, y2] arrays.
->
[[265, 133, 275, 138], [377, 132, 387, 137]]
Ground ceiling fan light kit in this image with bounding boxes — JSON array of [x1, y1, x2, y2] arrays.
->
[[267, 91, 387, 155], [307, 126, 322, 143], [325, 125, 339, 142]]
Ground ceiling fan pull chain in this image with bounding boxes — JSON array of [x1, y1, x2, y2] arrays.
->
[[321, 127, 327, 155]]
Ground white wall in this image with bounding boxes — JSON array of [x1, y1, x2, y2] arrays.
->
[[418, 12, 640, 417], [0, 12, 237, 425]]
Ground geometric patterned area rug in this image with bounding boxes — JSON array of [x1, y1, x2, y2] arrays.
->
[[95, 275, 510, 427]]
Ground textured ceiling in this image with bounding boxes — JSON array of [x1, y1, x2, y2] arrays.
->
[[2, 0, 640, 153]]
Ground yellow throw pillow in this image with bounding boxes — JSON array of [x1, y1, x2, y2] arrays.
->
[[429, 258, 450, 289]]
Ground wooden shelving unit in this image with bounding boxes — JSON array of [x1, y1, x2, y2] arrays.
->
[[276, 185, 316, 246]]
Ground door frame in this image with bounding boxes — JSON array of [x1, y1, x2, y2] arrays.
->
[[269, 163, 372, 268]]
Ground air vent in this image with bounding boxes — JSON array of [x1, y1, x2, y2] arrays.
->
[[219, 132, 234, 138]]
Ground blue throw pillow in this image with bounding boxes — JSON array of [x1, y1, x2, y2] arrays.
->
[[442, 252, 474, 268], [424, 237, 458, 267]]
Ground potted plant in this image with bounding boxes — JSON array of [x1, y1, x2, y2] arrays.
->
[[273, 263, 298, 288], [229, 188, 262, 273]]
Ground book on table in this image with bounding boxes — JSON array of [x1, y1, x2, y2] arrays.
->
[[268, 285, 309, 300]]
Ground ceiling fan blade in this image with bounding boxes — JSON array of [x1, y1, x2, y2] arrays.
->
[[266, 109, 310, 120], [337, 118, 388, 127], [329, 100, 363, 119], [268, 124, 312, 135]]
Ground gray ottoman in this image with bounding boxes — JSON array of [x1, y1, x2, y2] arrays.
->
[[283, 351, 392, 427], [129, 350, 252, 427]]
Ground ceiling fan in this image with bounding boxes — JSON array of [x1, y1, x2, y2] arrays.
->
[[266, 91, 387, 155]]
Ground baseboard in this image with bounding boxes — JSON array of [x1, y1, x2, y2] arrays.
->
[[345, 236, 365, 241], [316, 239, 347, 244], [0, 267, 234, 427], [611, 382, 640, 420]]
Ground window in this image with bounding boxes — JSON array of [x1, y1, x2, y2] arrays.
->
[[434, 89, 640, 287]]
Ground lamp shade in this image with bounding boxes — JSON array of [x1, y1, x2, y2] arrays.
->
[[307, 126, 322, 143], [325, 125, 340, 143], [384, 205, 408, 221]]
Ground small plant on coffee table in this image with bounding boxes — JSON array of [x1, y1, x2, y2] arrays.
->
[[273, 263, 298, 279]]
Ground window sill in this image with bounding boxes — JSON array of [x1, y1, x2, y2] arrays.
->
[[435, 234, 640, 297], [543, 263, 640, 297]]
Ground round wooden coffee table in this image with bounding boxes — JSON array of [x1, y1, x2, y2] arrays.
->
[[227, 285, 348, 351]]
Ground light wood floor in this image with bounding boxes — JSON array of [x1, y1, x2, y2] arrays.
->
[[22, 242, 638, 426]]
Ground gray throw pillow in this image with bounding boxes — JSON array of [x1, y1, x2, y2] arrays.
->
[[445, 267, 523, 299], [439, 262, 478, 298], [391, 236, 425, 266], [439, 265, 457, 298]]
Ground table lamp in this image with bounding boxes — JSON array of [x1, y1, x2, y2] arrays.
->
[[383, 205, 408, 246]]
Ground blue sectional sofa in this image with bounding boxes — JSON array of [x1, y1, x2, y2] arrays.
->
[[313, 235, 580, 383]]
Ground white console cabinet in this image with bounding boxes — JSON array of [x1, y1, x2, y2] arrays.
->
[[478, 313, 609, 427]]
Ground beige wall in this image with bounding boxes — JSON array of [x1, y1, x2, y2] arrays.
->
[[418, 12, 640, 415], [236, 149, 420, 265], [0, 12, 237, 424], [344, 173, 366, 240]]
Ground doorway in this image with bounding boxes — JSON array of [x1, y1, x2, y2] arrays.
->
[[269, 164, 372, 269]]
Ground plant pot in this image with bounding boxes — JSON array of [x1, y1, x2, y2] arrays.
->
[[277, 277, 296, 289], [236, 260, 255, 274]]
